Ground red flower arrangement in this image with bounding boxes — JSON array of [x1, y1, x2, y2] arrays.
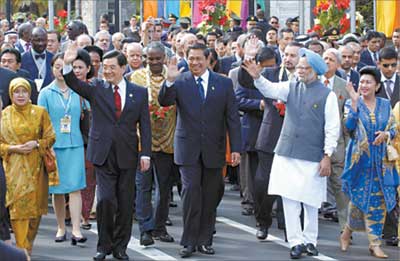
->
[[198, 0, 230, 34], [308, 0, 350, 36], [273, 101, 286, 117], [149, 102, 174, 121], [54, 10, 68, 34]]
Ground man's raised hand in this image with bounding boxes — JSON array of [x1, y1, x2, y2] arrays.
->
[[64, 41, 79, 65], [166, 56, 184, 82]]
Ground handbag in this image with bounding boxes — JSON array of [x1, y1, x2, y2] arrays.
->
[[43, 148, 59, 186], [387, 138, 399, 161], [80, 97, 91, 145], [44, 148, 56, 173]]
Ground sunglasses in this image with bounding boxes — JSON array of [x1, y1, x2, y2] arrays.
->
[[382, 63, 397, 68]]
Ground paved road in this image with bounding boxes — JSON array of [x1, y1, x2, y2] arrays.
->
[[26, 188, 399, 261]]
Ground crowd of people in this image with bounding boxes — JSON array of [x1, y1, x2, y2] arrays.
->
[[0, 6, 399, 261]]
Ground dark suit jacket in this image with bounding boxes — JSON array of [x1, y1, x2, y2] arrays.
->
[[360, 49, 377, 67], [235, 84, 263, 152], [20, 50, 54, 88], [376, 74, 400, 108], [255, 67, 284, 153], [158, 70, 242, 168], [349, 69, 360, 91], [0, 67, 17, 107], [177, 59, 189, 73], [63, 70, 151, 169], [0, 241, 27, 261], [355, 61, 367, 72], [14, 40, 25, 54], [219, 55, 237, 75], [275, 48, 283, 66]]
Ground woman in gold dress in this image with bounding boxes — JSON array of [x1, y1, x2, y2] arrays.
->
[[0, 78, 55, 257]]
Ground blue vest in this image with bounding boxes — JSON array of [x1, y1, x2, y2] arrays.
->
[[275, 80, 331, 162]]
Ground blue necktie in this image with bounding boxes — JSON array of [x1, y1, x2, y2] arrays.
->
[[197, 77, 205, 101]]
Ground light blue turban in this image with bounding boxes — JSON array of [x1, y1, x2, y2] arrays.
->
[[299, 48, 327, 76]]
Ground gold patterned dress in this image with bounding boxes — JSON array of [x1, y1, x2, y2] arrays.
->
[[0, 102, 55, 252]]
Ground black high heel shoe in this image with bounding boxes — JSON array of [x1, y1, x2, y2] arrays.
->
[[71, 234, 87, 245], [55, 233, 67, 243]]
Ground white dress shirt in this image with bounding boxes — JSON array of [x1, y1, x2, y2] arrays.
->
[[320, 75, 334, 90]]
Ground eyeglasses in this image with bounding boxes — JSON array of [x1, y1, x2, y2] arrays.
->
[[382, 63, 397, 68]]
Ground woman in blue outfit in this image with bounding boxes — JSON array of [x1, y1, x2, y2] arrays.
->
[[340, 66, 398, 259], [38, 52, 88, 245]]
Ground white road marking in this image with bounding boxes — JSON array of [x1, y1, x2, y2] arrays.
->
[[90, 223, 177, 260], [216, 216, 337, 261]]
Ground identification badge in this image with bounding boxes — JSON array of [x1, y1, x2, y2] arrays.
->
[[60, 115, 71, 133], [34, 79, 44, 91]]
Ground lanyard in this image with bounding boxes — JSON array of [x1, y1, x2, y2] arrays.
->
[[57, 90, 72, 115]]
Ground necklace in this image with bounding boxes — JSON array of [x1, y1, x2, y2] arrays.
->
[[59, 88, 69, 93]]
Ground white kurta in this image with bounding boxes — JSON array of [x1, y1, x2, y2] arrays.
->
[[254, 76, 340, 208]]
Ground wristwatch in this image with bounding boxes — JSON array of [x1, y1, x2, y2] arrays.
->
[[324, 153, 331, 158], [36, 140, 40, 148]]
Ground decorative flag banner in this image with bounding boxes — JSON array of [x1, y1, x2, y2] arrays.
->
[[376, 0, 400, 36]]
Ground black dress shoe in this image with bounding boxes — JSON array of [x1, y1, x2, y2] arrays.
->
[[159, 233, 174, 242], [169, 202, 178, 207], [113, 251, 129, 260], [385, 236, 399, 246], [305, 243, 318, 256], [93, 252, 110, 261], [165, 217, 173, 226], [256, 228, 268, 240], [140, 231, 154, 246], [241, 208, 254, 216], [197, 245, 215, 255], [179, 246, 195, 258], [55, 233, 67, 243], [290, 244, 305, 259]]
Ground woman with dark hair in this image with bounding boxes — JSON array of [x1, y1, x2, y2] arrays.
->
[[207, 48, 220, 73], [340, 66, 398, 258], [38, 51, 90, 245]]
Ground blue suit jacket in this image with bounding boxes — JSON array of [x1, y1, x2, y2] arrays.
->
[[360, 49, 377, 67], [14, 40, 25, 54], [235, 84, 263, 152], [63, 70, 151, 169], [20, 50, 54, 88], [158, 70, 242, 168], [177, 59, 189, 73], [349, 69, 360, 91], [219, 55, 237, 75]]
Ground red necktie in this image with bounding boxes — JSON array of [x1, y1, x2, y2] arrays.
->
[[114, 85, 121, 119], [324, 79, 329, 87]]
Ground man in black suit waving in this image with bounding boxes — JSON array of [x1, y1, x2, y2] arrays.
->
[[159, 44, 241, 258], [63, 42, 151, 261]]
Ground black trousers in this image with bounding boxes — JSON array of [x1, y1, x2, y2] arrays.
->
[[153, 152, 175, 234], [179, 158, 223, 246], [254, 151, 285, 228], [0, 161, 10, 241], [95, 146, 137, 253]]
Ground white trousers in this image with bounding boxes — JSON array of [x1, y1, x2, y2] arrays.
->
[[282, 196, 319, 248]]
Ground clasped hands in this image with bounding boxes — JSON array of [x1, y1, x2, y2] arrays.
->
[[10, 140, 38, 154]]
